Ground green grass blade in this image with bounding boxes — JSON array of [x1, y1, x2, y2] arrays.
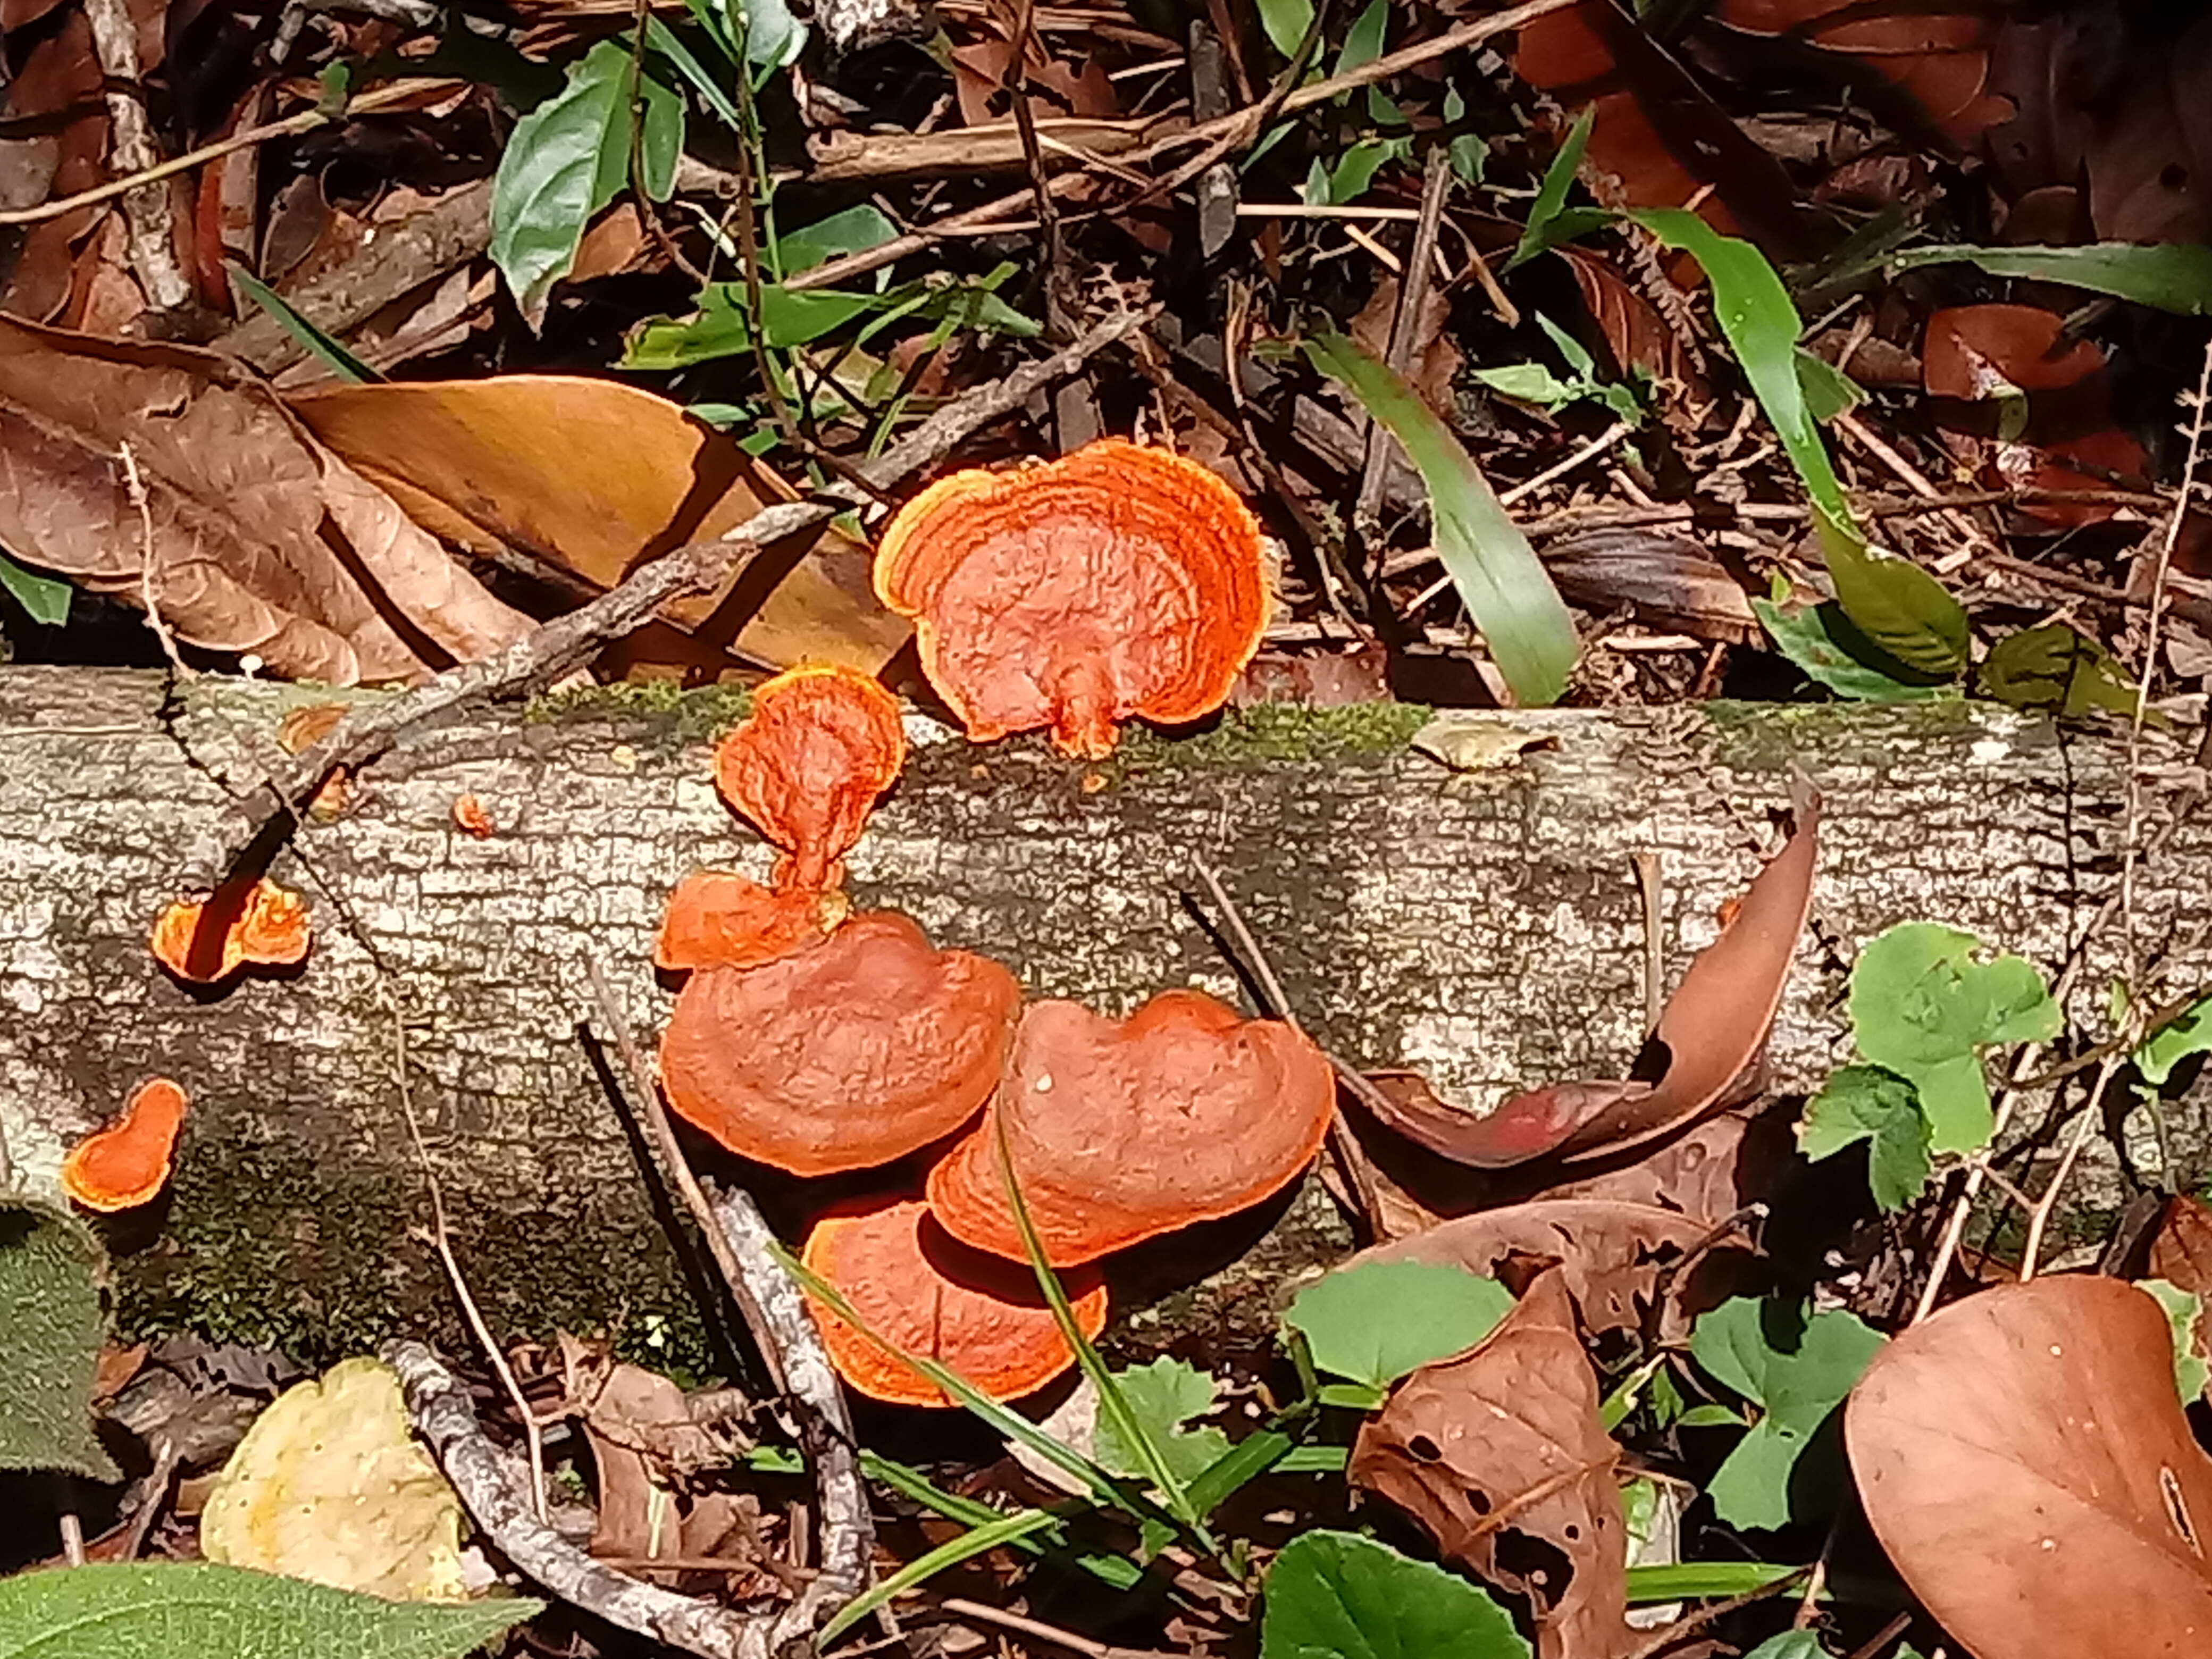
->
[[1625, 1562, 1809, 1603], [1628, 208, 1968, 680], [820, 1507, 1062, 1640], [1304, 331, 1579, 705], [1505, 105, 1595, 271], [1888, 242, 2212, 316], [229, 267, 379, 385]]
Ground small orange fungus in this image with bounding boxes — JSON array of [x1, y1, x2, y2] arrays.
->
[[659, 912, 1021, 1176], [63, 1078, 188, 1211], [150, 879, 312, 984], [655, 870, 845, 973], [928, 989, 1335, 1266], [801, 1197, 1107, 1406], [451, 794, 495, 837], [714, 665, 906, 894], [872, 439, 1269, 759]]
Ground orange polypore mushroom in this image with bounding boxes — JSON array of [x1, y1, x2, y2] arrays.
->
[[149, 878, 312, 984], [655, 871, 846, 973], [62, 1077, 188, 1211], [872, 440, 1270, 759], [801, 1197, 1108, 1406], [927, 989, 1335, 1266], [714, 664, 905, 895], [660, 912, 1021, 1176]]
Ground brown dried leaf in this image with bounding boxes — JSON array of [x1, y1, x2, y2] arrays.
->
[[1719, 0, 2009, 148], [1351, 1269, 1635, 1659], [0, 316, 530, 681], [1561, 248, 1706, 405], [1543, 528, 1757, 642], [1847, 1276, 2212, 1659], [2150, 1194, 2212, 1296], [287, 376, 909, 675]]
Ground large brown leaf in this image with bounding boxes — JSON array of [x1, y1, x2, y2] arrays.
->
[[1351, 1269, 1635, 1659], [1847, 1276, 2212, 1659], [286, 376, 909, 675], [0, 317, 529, 681], [1357, 792, 1819, 1168]]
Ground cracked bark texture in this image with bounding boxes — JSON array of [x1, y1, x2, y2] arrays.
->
[[0, 668, 2205, 1370]]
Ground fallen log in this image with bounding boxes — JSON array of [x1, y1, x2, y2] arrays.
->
[[0, 668, 2203, 1371]]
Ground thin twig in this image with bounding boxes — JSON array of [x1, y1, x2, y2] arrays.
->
[[1354, 144, 1452, 571], [1632, 851, 1664, 1033], [1191, 855, 1385, 1241], [2018, 1053, 2127, 1280], [387, 991, 549, 1522], [183, 306, 1153, 892], [120, 443, 187, 677]]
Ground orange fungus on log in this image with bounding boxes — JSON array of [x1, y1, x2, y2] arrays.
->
[[714, 664, 905, 895], [655, 870, 844, 974], [659, 912, 1021, 1177], [872, 440, 1270, 759], [926, 988, 1336, 1266], [62, 1077, 188, 1211], [801, 1196, 1108, 1406], [149, 879, 312, 984]]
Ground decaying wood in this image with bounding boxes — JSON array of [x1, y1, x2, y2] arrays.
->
[[2, 669, 2207, 1368]]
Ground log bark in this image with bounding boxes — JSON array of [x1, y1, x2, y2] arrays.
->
[[1, 668, 2204, 1371]]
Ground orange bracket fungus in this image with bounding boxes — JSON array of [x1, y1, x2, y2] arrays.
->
[[654, 870, 845, 974], [801, 1197, 1108, 1406], [150, 878, 312, 985], [873, 439, 1270, 759], [62, 1077, 188, 1211], [927, 988, 1336, 1266], [659, 912, 1021, 1177], [714, 663, 906, 895]]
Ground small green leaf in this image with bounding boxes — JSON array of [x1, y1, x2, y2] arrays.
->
[[1284, 1260, 1515, 1389], [1741, 1635, 1831, 1659], [1979, 623, 2140, 719], [1752, 592, 1954, 703], [1690, 1298, 1884, 1531], [1847, 923, 2060, 1155], [1304, 331, 1579, 705], [1798, 1065, 1933, 1211], [490, 40, 633, 320], [2136, 1279, 2210, 1404], [739, 0, 807, 69], [776, 205, 899, 276], [1256, 0, 1314, 61], [1506, 106, 1594, 271], [1626, 1562, 1805, 1603], [0, 551, 72, 627], [1325, 139, 1394, 206], [1887, 242, 2212, 316], [1094, 1358, 1233, 1486], [1261, 1530, 1531, 1659], [1333, 0, 1388, 76], [1794, 348, 1863, 423], [1630, 208, 1969, 681], [2137, 994, 2212, 1088], [636, 70, 684, 202], [0, 1562, 537, 1659], [1469, 361, 1579, 407], [0, 1199, 118, 1479]]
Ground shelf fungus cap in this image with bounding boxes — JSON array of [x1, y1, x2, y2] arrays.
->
[[150, 879, 312, 984], [655, 870, 846, 974], [62, 1077, 188, 1211], [660, 912, 1021, 1176], [714, 664, 906, 894], [927, 989, 1336, 1266], [802, 1196, 1107, 1406], [872, 439, 1270, 759]]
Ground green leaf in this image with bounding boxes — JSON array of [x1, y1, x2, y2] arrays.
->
[[1256, 0, 1314, 62], [0, 1199, 119, 1479], [820, 1508, 1066, 1642], [2137, 994, 2212, 1088], [2136, 1279, 2210, 1404], [1979, 623, 2140, 719], [1741, 1636, 1830, 1659], [776, 205, 899, 276], [637, 70, 684, 202], [1325, 139, 1394, 206], [228, 267, 380, 386], [1094, 1358, 1233, 1485], [1469, 361, 1579, 408], [1752, 593, 1953, 703], [1847, 923, 2060, 1155], [1795, 348, 1863, 423], [1626, 1562, 1805, 1603], [739, 0, 807, 69], [1285, 1260, 1514, 1389], [1887, 243, 2212, 316], [1260, 1530, 1531, 1659], [490, 40, 633, 319], [1629, 208, 1969, 680], [1304, 331, 1579, 705], [644, 18, 742, 130], [0, 551, 72, 627], [0, 1562, 537, 1659], [1333, 0, 1388, 76], [1798, 1065, 1933, 1210], [1506, 106, 1594, 272], [1690, 1298, 1884, 1531]]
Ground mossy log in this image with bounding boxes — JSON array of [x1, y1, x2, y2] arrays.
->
[[0, 668, 2205, 1374]]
